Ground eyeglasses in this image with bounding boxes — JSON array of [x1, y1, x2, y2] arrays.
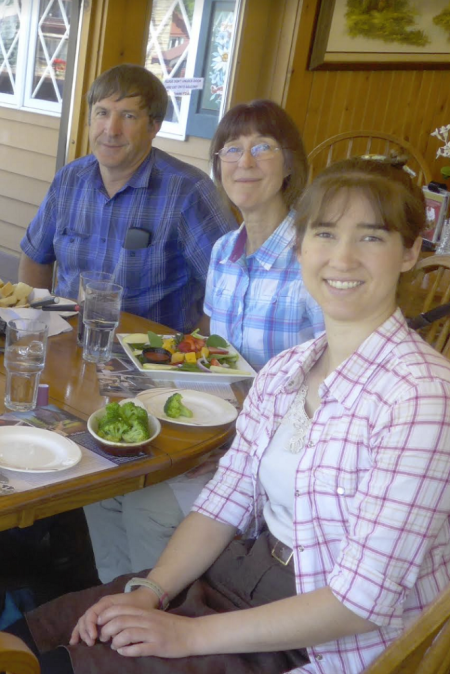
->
[[215, 142, 283, 163]]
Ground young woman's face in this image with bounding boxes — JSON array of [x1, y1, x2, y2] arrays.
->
[[219, 133, 288, 216], [298, 189, 421, 328]]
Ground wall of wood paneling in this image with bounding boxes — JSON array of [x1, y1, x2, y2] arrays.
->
[[0, 109, 59, 258], [285, 0, 450, 182]]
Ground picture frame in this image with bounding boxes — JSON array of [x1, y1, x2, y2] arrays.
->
[[310, 0, 450, 71], [422, 188, 450, 243]]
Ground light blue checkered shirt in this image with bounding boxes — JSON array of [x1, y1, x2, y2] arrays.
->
[[204, 211, 325, 371], [21, 148, 236, 332]]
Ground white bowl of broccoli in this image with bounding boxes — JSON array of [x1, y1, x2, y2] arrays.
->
[[87, 398, 161, 456]]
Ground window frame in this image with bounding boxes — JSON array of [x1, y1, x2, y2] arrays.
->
[[0, 0, 71, 116]]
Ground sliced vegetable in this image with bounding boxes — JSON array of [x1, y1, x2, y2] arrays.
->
[[197, 357, 211, 372], [206, 334, 228, 348], [146, 330, 163, 347], [122, 333, 149, 344]]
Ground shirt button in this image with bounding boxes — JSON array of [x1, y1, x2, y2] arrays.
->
[[316, 655, 323, 661], [337, 487, 345, 495], [307, 441, 314, 448], [297, 545, 304, 552], [295, 490, 301, 497]]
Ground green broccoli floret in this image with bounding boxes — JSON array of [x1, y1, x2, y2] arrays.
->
[[97, 419, 130, 442], [120, 401, 148, 424], [163, 393, 193, 419], [102, 401, 121, 421], [122, 419, 150, 443]]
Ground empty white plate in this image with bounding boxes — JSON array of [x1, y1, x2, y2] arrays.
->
[[0, 427, 82, 472]]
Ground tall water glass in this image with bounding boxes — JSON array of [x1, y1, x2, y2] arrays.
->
[[4, 319, 48, 411], [77, 271, 113, 346], [82, 281, 123, 363]]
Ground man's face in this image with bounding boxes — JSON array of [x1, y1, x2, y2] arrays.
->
[[89, 95, 159, 175]]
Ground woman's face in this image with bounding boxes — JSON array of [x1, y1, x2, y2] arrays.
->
[[298, 189, 421, 328], [219, 133, 288, 216]]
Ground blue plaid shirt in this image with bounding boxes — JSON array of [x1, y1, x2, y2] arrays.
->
[[21, 149, 236, 332], [204, 211, 325, 371]]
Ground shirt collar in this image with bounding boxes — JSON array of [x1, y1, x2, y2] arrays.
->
[[77, 149, 155, 195], [225, 210, 297, 267], [278, 308, 410, 407], [320, 308, 410, 408]]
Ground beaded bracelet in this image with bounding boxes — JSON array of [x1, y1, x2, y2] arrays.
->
[[124, 577, 170, 611]]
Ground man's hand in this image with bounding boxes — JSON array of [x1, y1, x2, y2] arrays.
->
[[95, 605, 198, 658], [70, 587, 158, 647]]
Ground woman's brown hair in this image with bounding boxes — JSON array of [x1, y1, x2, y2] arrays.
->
[[210, 100, 308, 210], [294, 157, 426, 249]]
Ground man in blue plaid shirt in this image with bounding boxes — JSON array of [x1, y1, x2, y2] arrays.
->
[[19, 64, 236, 332]]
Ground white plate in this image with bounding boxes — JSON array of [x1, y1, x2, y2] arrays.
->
[[138, 389, 238, 427], [117, 334, 256, 383], [0, 427, 82, 472]]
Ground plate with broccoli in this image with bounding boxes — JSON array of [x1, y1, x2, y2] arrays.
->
[[87, 399, 161, 456], [137, 389, 238, 427]]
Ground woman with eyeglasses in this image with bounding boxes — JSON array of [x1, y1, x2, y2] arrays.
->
[[204, 99, 324, 372], [83, 102, 325, 590]]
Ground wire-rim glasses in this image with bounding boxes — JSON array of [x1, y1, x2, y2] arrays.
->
[[216, 142, 283, 163]]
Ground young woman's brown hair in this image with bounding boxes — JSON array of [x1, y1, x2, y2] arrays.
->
[[295, 157, 426, 249]]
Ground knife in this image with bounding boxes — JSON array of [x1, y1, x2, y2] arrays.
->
[[30, 296, 59, 308], [407, 302, 450, 330], [41, 304, 79, 312]]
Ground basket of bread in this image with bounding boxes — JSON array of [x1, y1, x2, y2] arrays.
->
[[0, 280, 33, 308]]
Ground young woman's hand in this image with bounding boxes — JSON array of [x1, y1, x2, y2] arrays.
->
[[93, 604, 199, 658], [70, 587, 159, 647]]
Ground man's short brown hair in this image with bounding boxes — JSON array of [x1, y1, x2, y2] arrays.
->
[[87, 64, 168, 123]]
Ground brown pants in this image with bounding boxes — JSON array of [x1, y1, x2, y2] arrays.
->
[[27, 531, 309, 674]]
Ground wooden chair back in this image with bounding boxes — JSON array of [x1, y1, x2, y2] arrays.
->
[[364, 582, 450, 673], [397, 255, 450, 357], [0, 632, 39, 674], [308, 131, 431, 186]]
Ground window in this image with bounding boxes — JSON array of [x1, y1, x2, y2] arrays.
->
[[0, 0, 72, 115], [145, 0, 237, 141]]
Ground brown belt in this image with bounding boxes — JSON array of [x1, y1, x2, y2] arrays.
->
[[269, 534, 294, 566]]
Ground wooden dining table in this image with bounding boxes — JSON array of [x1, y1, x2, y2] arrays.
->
[[0, 312, 240, 532]]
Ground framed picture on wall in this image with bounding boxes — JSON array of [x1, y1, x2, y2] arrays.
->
[[310, 0, 450, 70], [422, 188, 450, 243]]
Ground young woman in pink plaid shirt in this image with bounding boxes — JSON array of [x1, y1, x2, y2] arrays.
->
[[10, 158, 450, 674]]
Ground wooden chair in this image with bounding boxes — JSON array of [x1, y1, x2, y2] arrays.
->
[[364, 582, 450, 673], [308, 131, 431, 186], [397, 255, 450, 357], [0, 632, 39, 674]]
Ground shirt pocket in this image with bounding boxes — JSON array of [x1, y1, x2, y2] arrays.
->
[[54, 228, 97, 272], [114, 239, 182, 299], [312, 467, 359, 533]]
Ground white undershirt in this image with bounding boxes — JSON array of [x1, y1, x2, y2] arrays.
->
[[259, 418, 300, 548]]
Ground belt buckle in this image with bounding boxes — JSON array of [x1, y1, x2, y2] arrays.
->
[[271, 540, 293, 566]]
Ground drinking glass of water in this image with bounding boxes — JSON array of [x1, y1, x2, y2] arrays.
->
[[82, 281, 123, 363], [77, 271, 113, 346], [4, 319, 48, 411]]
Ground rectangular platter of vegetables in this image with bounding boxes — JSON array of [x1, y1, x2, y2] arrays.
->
[[116, 330, 257, 383]]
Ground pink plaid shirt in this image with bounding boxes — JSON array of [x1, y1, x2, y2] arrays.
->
[[193, 309, 450, 674]]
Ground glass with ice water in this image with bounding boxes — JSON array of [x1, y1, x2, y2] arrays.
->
[[82, 281, 123, 363], [4, 319, 48, 411], [77, 271, 113, 346]]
